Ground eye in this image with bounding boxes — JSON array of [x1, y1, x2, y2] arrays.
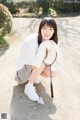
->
[[49, 28, 53, 30], [42, 27, 46, 29]]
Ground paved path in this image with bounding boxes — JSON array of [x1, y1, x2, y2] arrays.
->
[[0, 16, 80, 120]]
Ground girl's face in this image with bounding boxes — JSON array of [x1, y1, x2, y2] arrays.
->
[[41, 24, 54, 41]]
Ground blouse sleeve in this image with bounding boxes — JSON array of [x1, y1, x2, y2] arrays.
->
[[16, 39, 36, 71]]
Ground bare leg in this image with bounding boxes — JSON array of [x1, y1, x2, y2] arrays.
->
[[29, 64, 57, 84], [29, 63, 45, 84], [41, 66, 57, 78], [24, 62, 45, 102], [24, 64, 57, 102]]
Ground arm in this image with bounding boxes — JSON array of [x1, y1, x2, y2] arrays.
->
[[34, 40, 54, 68]]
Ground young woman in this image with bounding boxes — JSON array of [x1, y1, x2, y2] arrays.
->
[[15, 17, 62, 104]]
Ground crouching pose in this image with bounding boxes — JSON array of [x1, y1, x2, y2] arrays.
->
[[15, 17, 62, 104]]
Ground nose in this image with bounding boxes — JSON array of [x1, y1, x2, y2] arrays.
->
[[45, 29, 49, 32], [45, 29, 50, 35]]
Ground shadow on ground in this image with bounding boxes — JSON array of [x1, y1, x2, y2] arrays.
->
[[0, 44, 9, 56], [10, 83, 57, 120]]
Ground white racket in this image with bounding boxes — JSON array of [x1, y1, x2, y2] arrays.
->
[[43, 49, 57, 98]]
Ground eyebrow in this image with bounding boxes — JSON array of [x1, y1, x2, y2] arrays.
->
[[43, 25, 53, 28]]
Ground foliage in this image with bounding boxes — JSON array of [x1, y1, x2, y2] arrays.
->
[[0, 4, 12, 37], [48, 7, 57, 15], [1, 0, 80, 16], [37, 0, 53, 13], [0, 36, 6, 45], [1, 1, 19, 14], [54, 2, 80, 13], [0, 36, 9, 47]]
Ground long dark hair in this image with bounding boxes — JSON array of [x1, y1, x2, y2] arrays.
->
[[38, 17, 58, 45]]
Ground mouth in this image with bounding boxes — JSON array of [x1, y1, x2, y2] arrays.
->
[[44, 35, 50, 37]]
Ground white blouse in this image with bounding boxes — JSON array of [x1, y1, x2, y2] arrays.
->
[[16, 33, 63, 71]]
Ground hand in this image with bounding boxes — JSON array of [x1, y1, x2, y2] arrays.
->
[[49, 40, 56, 46], [46, 40, 55, 51]]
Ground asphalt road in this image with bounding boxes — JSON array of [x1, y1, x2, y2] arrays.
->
[[0, 16, 80, 120]]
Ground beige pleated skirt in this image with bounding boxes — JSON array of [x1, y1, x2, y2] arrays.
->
[[15, 65, 32, 84]]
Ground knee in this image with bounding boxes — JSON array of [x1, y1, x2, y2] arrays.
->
[[51, 71, 57, 78], [41, 71, 57, 78], [41, 66, 58, 78], [46, 71, 57, 78]]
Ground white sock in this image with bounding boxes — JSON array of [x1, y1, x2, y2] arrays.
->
[[27, 82, 33, 86]]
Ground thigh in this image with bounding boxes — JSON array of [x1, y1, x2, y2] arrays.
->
[[40, 66, 50, 77], [41, 66, 57, 78]]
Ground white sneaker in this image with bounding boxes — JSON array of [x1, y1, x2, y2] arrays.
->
[[24, 83, 39, 101]]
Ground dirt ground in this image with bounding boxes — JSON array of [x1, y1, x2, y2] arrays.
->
[[0, 16, 80, 120]]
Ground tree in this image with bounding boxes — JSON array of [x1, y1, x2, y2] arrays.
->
[[0, 4, 13, 37]]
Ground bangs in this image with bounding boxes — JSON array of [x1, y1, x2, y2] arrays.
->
[[41, 19, 55, 29]]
